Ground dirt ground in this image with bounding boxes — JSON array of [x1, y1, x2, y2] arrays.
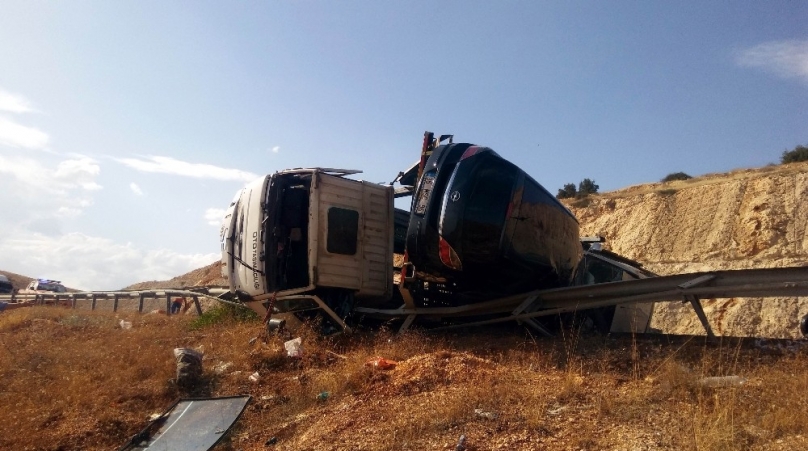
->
[[1, 306, 807, 451]]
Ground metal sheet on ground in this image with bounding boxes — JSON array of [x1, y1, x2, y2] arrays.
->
[[119, 396, 250, 451]]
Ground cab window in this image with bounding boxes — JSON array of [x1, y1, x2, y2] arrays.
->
[[327, 207, 359, 255]]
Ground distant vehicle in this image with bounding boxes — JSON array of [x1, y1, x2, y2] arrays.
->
[[0, 275, 12, 294], [20, 279, 67, 295], [402, 142, 582, 306]]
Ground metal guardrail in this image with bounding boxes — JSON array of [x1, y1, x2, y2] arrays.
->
[[0, 287, 233, 316], [355, 265, 808, 335]]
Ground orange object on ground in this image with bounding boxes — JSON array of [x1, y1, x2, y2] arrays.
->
[[365, 356, 397, 370]]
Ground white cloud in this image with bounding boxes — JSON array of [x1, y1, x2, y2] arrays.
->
[[0, 116, 50, 149], [271, 146, 280, 153], [0, 155, 102, 195], [116, 155, 259, 182], [0, 88, 36, 114], [204, 207, 227, 226], [54, 157, 102, 191], [0, 230, 219, 290], [736, 39, 808, 83], [0, 155, 102, 232], [130, 182, 144, 196]]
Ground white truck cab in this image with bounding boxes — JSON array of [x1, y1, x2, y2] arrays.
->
[[221, 168, 395, 322]]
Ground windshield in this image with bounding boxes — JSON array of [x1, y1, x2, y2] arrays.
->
[[38, 283, 66, 292]]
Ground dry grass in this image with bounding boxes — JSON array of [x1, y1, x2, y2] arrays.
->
[[2, 306, 808, 450]]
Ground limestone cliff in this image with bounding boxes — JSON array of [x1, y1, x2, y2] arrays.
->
[[565, 161, 808, 338]]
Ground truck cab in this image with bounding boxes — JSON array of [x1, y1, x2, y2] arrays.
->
[[221, 168, 396, 321]]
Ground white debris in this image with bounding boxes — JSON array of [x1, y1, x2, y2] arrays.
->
[[696, 375, 747, 388], [474, 408, 499, 420], [284, 337, 303, 358], [214, 362, 233, 374]]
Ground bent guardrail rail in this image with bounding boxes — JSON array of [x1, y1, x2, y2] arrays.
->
[[0, 287, 233, 316]]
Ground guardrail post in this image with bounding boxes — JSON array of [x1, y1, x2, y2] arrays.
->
[[193, 296, 202, 315], [71, 295, 77, 309], [166, 295, 172, 316], [112, 295, 119, 312], [138, 293, 145, 313], [91, 294, 97, 310]]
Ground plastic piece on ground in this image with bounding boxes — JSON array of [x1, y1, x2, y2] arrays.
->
[[455, 435, 467, 451], [474, 408, 499, 420], [365, 356, 398, 370], [119, 320, 133, 330], [174, 348, 204, 388], [117, 396, 251, 451], [696, 375, 747, 388], [284, 337, 303, 358], [316, 391, 330, 401]]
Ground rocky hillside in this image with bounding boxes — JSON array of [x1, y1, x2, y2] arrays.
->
[[0, 269, 34, 291], [122, 261, 226, 290], [565, 161, 808, 338]]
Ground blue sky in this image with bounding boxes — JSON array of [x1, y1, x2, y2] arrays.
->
[[0, 1, 805, 289]]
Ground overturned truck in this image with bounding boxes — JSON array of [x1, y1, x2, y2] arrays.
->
[[220, 133, 808, 335]]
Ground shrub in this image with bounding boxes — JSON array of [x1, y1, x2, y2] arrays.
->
[[661, 172, 692, 182], [189, 303, 259, 329], [571, 197, 592, 208], [556, 183, 577, 199], [781, 144, 808, 164]]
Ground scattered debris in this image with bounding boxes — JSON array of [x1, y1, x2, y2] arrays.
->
[[284, 337, 303, 358], [365, 356, 397, 370], [249, 372, 261, 383], [316, 391, 330, 401], [326, 350, 348, 360], [214, 362, 233, 374], [696, 375, 747, 388], [174, 348, 204, 389], [267, 318, 286, 333], [474, 408, 499, 420], [249, 337, 258, 346], [117, 396, 251, 451], [455, 434, 467, 451], [754, 338, 808, 354], [119, 319, 133, 330], [547, 406, 569, 416], [265, 436, 278, 446]]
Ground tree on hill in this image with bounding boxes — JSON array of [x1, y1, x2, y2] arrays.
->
[[577, 178, 599, 197], [557, 179, 600, 199], [781, 144, 808, 164], [556, 183, 577, 199], [661, 172, 692, 182]]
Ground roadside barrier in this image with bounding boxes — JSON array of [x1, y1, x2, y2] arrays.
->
[[0, 287, 232, 316]]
